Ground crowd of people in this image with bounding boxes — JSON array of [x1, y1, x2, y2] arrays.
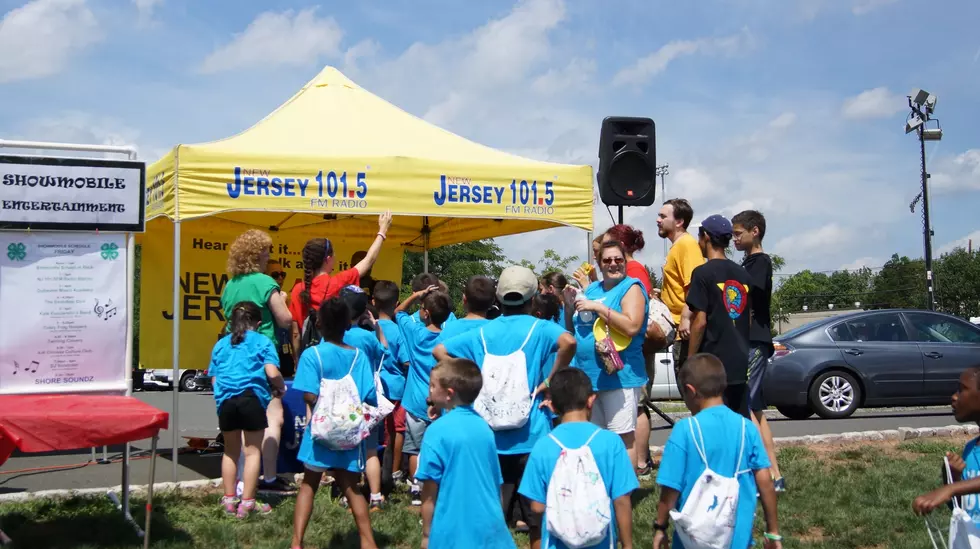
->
[[205, 201, 795, 549]]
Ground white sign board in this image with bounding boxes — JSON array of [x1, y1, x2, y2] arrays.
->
[[0, 233, 129, 394], [0, 155, 145, 232]]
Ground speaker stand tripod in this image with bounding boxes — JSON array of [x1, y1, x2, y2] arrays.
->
[[618, 206, 675, 428]]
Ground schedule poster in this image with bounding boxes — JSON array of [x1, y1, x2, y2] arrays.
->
[[0, 233, 128, 394]]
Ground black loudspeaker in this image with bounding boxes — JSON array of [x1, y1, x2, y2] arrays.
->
[[597, 116, 657, 207]]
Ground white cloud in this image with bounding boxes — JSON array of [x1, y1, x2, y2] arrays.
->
[[773, 223, 852, 258], [613, 28, 754, 87], [0, 0, 102, 83], [531, 58, 596, 96], [931, 149, 980, 192], [199, 8, 344, 74], [852, 0, 898, 16], [841, 87, 905, 119], [13, 111, 151, 158], [840, 256, 880, 271], [769, 112, 797, 129], [132, 0, 163, 23], [938, 230, 980, 255]]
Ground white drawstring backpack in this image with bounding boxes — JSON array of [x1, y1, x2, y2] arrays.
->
[[670, 416, 747, 549], [473, 321, 538, 430], [366, 354, 395, 431], [544, 428, 613, 549], [310, 348, 370, 451], [925, 456, 980, 549]]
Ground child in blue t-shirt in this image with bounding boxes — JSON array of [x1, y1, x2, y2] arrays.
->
[[438, 275, 496, 339], [914, 367, 980, 524], [209, 301, 285, 518], [519, 368, 638, 549], [395, 284, 453, 505], [371, 280, 413, 485], [417, 358, 516, 549], [434, 265, 578, 546], [654, 353, 782, 549], [291, 297, 379, 549], [340, 286, 390, 511]]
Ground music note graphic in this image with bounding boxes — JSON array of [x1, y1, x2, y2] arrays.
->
[[103, 306, 118, 321], [11, 361, 19, 375], [29, 361, 39, 374], [94, 298, 106, 318], [94, 298, 116, 320]]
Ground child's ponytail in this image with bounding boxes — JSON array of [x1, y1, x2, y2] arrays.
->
[[229, 301, 262, 345]]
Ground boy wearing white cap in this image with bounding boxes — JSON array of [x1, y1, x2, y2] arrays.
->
[[435, 265, 577, 549]]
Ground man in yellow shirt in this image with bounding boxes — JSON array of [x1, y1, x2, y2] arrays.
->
[[658, 198, 704, 373]]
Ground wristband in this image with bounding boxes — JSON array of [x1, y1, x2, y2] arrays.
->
[[544, 378, 550, 389], [652, 520, 668, 532], [764, 533, 782, 541], [377, 232, 387, 241]]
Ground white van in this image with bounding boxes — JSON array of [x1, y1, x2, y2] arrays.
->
[[647, 348, 683, 400]]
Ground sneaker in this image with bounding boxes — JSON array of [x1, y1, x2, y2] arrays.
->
[[515, 520, 530, 533], [369, 497, 385, 513], [391, 470, 405, 483], [236, 499, 272, 518], [339, 496, 349, 509], [637, 460, 654, 480], [410, 482, 422, 506], [221, 496, 239, 516], [774, 477, 787, 493], [259, 476, 296, 494]]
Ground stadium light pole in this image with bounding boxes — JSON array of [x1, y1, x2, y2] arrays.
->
[[906, 89, 942, 311]]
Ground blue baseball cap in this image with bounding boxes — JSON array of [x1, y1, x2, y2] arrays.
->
[[699, 214, 733, 238]]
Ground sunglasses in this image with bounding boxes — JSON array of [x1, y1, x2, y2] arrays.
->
[[601, 257, 625, 266], [269, 271, 286, 279]]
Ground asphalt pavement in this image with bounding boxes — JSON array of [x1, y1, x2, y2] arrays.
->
[[0, 389, 961, 495]]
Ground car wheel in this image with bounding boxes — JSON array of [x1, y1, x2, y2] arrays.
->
[[776, 405, 814, 420], [809, 370, 861, 419], [179, 372, 198, 392]]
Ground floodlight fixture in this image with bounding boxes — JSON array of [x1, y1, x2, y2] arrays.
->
[[905, 114, 924, 134], [911, 89, 931, 107], [922, 127, 943, 141]]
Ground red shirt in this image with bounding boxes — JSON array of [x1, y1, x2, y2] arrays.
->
[[288, 269, 360, 324], [626, 260, 652, 296]]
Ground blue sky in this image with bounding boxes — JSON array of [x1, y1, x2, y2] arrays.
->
[[2, 0, 978, 277]]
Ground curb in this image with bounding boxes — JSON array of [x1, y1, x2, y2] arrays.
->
[[2, 424, 976, 502], [646, 423, 978, 456]]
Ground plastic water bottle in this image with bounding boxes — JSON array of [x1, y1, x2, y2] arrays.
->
[[576, 291, 595, 324]]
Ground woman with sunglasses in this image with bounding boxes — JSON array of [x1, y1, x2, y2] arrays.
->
[[563, 240, 649, 465]]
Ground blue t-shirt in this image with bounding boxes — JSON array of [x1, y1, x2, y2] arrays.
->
[[378, 319, 410, 401], [439, 317, 490, 340], [416, 405, 516, 549], [442, 315, 565, 455], [343, 326, 388, 376], [412, 310, 458, 324], [519, 422, 639, 549], [572, 277, 649, 391], [656, 405, 770, 549], [397, 311, 448, 421], [292, 342, 377, 473], [209, 331, 279, 413], [959, 437, 980, 523]]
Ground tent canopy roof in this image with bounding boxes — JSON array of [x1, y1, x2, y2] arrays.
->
[[145, 66, 593, 243]]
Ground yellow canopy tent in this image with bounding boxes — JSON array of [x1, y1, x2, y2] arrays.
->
[[139, 65, 593, 477]]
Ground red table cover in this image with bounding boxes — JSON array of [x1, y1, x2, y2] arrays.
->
[[0, 395, 169, 466]]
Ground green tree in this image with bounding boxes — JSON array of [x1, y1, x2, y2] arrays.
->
[[401, 239, 507, 315], [868, 254, 926, 309], [935, 248, 980, 318], [519, 249, 580, 277]]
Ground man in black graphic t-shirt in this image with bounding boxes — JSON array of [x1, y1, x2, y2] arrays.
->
[[686, 214, 752, 418]]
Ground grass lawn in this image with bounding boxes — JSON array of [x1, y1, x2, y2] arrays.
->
[[0, 436, 968, 548]]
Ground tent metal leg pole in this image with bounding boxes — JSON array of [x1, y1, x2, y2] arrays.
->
[[91, 447, 96, 463], [171, 221, 182, 482], [143, 436, 158, 549]]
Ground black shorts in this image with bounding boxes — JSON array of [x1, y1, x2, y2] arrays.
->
[[218, 389, 268, 432], [723, 383, 751, 419], [499, 453, 542, 530]]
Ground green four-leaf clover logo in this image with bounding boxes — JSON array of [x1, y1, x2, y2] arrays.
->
[[7, 243, 26, 261], [100, 243, 119, 261]]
